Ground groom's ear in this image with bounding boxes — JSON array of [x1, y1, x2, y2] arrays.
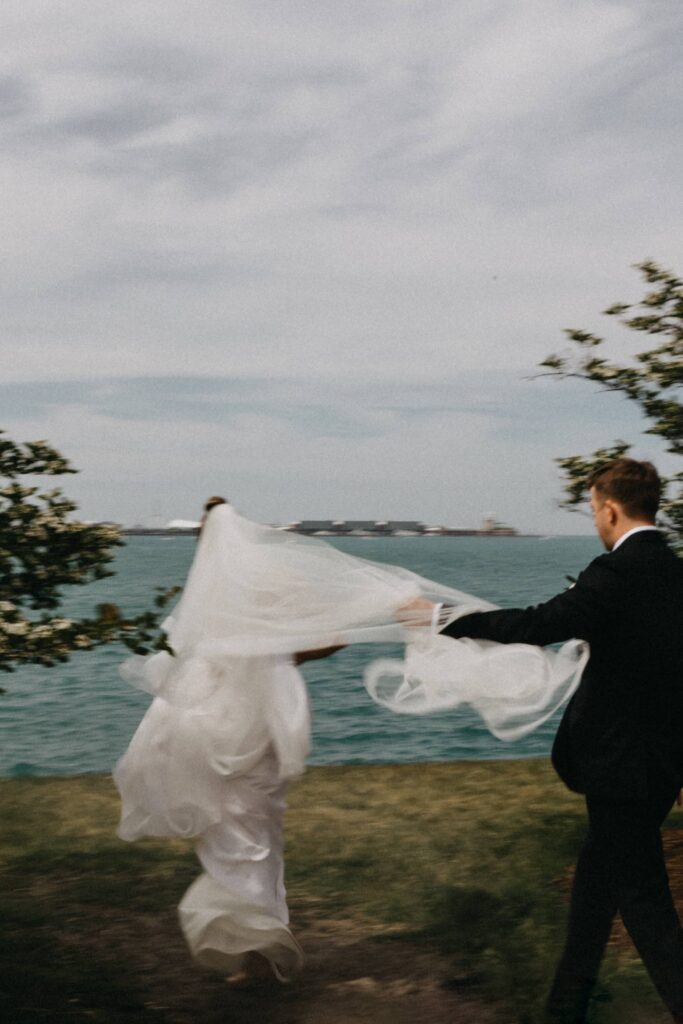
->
[[604, 499, 619, 525]]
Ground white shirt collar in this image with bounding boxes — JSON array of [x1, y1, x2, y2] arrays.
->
[[611, 525, 659, 552]]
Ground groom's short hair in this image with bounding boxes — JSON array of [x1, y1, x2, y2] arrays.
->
[[588, 458, 661, 520]]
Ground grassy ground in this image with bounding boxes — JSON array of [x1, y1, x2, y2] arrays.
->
[[0, 761, 680, 1023]]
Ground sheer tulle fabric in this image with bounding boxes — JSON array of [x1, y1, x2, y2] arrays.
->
[[119, 504, 588, 738], [114, 504, 589, 975], [365, 632, 588, 740]]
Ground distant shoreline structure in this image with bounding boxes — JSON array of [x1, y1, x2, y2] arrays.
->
[[121, 516, 524, 538]]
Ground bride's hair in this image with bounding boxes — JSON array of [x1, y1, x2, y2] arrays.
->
[[199, 495, 228, 536], [203, 495, 228, 515]]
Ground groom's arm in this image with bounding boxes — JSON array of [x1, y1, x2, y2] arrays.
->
[[440, 556, 619, 647]]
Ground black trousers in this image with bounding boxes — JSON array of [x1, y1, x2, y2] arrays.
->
[[546, 782, 683, 1023]]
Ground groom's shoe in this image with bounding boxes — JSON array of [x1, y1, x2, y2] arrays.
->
[[543, 974, 598, 1024]]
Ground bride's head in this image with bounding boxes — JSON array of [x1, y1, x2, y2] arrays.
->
[[203, 495, 228, 515], [200, 495, 229, 534]]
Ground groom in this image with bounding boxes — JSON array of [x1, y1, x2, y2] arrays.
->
[[403, 458, 683, 1023]]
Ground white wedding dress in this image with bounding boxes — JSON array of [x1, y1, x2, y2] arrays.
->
[[114, 505, 588, 977], [114, 653, 309, 977]]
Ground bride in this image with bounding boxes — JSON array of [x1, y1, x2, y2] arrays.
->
[[114, 499, 588, 984]]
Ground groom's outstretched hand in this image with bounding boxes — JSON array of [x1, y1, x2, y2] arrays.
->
[[397, 597, 436, 628]]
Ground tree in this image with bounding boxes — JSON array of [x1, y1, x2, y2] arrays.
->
[[540, 260, 682, 546], [0, 432, 176, 678]]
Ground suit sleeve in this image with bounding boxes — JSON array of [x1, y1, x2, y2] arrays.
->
[[440, 555, 619, 647]]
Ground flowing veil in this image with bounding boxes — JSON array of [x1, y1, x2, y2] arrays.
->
[[121, 504, 588, 745]]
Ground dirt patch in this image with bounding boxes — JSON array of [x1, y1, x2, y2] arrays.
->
[[60, 897, 510, 1024]]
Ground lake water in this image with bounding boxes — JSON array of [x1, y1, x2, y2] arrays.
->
[[0, 534, 602, 777]]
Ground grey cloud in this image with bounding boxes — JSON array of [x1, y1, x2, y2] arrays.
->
[[94, 126, 314, 194], [1, 96, 174, 160], [58, 100, 173, 145], [0, 371, 635, 437], [0, 74, 34, 119], [4, 1, 672, 215], [2, 58, 357, 197], [92, 43, 220, 87], [0, 374, 467, 424], [57, 252, 260, 295]]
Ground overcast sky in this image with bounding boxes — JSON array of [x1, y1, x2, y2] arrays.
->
[[1, 0, 680, 531]]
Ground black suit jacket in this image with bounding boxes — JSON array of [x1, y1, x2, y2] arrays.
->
[[441, 531, 683, 798]]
